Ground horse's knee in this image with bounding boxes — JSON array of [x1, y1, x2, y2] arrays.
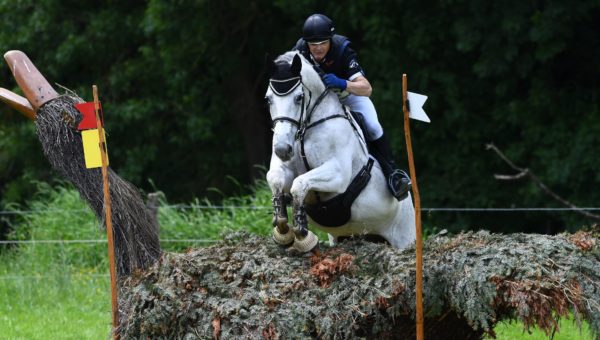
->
[[290, 178, 306, 201], [267, 170, 287, 192]]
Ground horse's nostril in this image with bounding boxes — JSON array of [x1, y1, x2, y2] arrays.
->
[[274, 142, 293, 160]]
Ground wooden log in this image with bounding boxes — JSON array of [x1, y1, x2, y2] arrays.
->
[[4, 50, 58, 111], [0, 88, 35, 119]]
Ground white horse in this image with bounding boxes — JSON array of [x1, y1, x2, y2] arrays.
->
[[265, 51, 415, 252]]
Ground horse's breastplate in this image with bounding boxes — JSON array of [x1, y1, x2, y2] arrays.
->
[[306, 158, 374, 227]]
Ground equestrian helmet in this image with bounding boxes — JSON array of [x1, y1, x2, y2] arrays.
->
[[302, 14, 335, 42]]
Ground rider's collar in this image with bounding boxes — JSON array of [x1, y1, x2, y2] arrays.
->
[[269, 76, 302, 96], [309, 53, 325, 65]]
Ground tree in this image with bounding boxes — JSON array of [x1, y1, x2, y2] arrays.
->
[[1, 0, 598, 233]]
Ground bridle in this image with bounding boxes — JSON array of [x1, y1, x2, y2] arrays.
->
[[269, 75, 350, 171]]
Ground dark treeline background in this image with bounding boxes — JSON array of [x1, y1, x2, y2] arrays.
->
[[0, 0, 598, 235]]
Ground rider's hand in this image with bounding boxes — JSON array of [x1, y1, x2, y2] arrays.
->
[[322, 73, 347, 90]]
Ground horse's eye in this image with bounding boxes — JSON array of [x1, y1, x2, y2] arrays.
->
[[265, 96, 272, 105], [294, 94, 304, 104]]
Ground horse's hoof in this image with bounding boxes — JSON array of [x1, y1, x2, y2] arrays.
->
[[272, 227, 294, 246], [293, 230, 319, 253]]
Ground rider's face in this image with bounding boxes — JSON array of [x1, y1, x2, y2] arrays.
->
[[308, 40, 330, 63]]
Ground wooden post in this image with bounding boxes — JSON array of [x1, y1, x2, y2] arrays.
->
[[402, 74, 424, 340], [93, 85, 119, 339]]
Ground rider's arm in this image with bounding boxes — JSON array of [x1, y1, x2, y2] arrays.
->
[[346, 75, 372, 97], [341, 43, 372, 97]]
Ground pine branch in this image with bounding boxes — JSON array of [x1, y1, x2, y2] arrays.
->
[[117, 231, 599, 339]]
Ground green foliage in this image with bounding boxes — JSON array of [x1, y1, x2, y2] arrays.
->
[[157, 180, 274, 251], [118, 230, 599, 338], [1, 1, 599, 233], [2, 182, 107, 271]]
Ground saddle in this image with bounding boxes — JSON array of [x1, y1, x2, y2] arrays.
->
[[305, 158, 374, 227], [348, 110, 368, 139]]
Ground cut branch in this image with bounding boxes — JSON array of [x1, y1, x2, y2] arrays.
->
[[486, 143, 600, 222]]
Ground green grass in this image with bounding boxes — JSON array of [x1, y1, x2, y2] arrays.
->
[[0, 274, 110, 339], [492, 319, 593, 339], [0, 182, 595, 339], [0, 183, 111, 339]]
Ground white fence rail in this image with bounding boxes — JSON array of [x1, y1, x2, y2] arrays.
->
[[1, 205, 599, 216], [2, 205, 597, 281]]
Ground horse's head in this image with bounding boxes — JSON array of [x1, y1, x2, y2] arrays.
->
[[265, 52, 325, 161]]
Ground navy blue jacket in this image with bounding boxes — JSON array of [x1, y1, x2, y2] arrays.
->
[[293, 34, 365, 80]]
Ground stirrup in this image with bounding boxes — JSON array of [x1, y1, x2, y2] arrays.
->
[[388, 170, 411, 201]]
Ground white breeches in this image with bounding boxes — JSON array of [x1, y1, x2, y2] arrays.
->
[[340, 94, 383, 141]]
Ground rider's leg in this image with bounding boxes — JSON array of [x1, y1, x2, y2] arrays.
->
[[368, 134, 411, 200], [340, 94, 383, 140], [341, 95, 411, 200]]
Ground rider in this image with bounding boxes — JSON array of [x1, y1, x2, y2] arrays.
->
[[293, 13, 411, 200]]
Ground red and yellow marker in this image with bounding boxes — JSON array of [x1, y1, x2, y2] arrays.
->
[[75, 101, 109, 168]]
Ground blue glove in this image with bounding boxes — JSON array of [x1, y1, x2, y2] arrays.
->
[[322, 73, 347, 90]]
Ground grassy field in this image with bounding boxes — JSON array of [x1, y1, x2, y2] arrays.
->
[[0, 183, 594, 339]]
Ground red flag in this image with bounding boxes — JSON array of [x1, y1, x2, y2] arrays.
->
[[75, 101, 103, 130]]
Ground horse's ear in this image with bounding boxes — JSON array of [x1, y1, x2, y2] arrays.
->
[[265, 53, 276, 78], [291, 54, 302, 76]]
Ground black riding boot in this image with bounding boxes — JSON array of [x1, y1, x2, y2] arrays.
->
[[368, 134, 411, 200]]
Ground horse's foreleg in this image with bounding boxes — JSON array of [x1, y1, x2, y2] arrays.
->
[[291, 160, 351, 202], [272, 193, 288, 231], [266, 156, 295, 246], [291, 201, 318, 252], [271, 193, 294, 246], [292, 201, 308, 236], [290, 160, 351, 252]]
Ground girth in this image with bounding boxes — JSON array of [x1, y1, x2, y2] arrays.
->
[[306, 158, 374, 227]]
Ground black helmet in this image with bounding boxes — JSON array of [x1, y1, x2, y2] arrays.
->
[[302, 14, 334, 42]]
